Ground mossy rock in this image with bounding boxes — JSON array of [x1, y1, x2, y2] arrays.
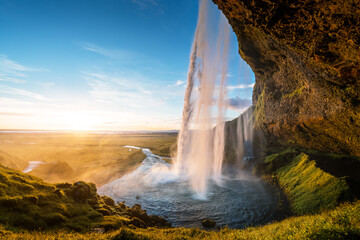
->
[[102, 195, 115, 206]]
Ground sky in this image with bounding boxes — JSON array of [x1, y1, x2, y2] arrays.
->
[[0, 0, 255, 131]]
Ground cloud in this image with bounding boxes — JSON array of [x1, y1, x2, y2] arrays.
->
[[0, 76, 26, 83], [78, 42, 163, 67], [227, 97, 252, 111], [132, 0, 157, 8], [79, 42, 132, 59], [0, 112, 33, 116], [168, 79, 186, 87], [84, 72, 163, 108], [0, 84, 52, 101], [227, 83, 255, 90], [0, 55, 49, 83], [0, 97, 33, 105], [79, 42, 145, 61]]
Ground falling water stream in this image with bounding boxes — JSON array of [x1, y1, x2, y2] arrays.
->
[[174, 0, 231, 195], [99, 0, 281, 229]]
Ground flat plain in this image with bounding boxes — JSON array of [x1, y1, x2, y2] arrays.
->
[[0, 131, 177, 186]]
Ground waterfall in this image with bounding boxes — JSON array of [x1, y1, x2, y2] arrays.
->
[[236, 107, 255, 167], [174, 0, 231, 196]]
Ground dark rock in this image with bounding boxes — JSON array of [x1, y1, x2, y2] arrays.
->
[[202, 218, 216, 228], [213, 0, 360, 156], [65, 181, 98, 203], [101, 195, 115, 206], [118, 202, 126, 209], [129, 217, 145, 228], [131, 204, 141, 210], [124, 204, 171, 228]]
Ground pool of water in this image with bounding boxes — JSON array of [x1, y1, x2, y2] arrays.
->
[[98, 146, 281, 229]]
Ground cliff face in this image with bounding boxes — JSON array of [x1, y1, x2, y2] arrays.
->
[[213, 0, 360, 156]]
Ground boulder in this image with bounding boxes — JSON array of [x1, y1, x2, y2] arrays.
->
[[202, 218, 216, 228]]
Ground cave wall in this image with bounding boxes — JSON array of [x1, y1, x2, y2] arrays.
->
[[213, 0, 360, 156]]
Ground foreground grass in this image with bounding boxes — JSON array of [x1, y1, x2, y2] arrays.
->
[[0, 164, 169, 232], [1, 200, 359, 239]]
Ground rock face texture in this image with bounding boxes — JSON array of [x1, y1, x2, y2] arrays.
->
[[213, 0, 360, 156]]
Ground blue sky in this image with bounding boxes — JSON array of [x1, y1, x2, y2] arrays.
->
[[0, 0, 254, 130]]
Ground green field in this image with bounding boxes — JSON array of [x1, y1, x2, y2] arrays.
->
[[0, 132, 177, 186]]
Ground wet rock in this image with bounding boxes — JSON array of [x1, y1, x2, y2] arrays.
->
[[202, 218, 216, 228], [125, 204, 171, 228]]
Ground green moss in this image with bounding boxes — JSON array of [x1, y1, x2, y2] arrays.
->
[[253, 87, 266, 128], [274, 153, 351, 214], [265, 148, 297, 163], [283, 86, 305, 98]]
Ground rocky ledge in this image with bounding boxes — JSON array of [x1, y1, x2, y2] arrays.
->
[[213, 0, 360, 156]]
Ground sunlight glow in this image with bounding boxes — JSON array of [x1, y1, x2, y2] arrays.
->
[[63, 113, 97, 131]]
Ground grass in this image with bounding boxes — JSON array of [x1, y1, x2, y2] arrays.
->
[[264, 149, 353, 215], [0, 132, 177, 186], [0, 163, 169, 233], [1, 200, 359, 239]]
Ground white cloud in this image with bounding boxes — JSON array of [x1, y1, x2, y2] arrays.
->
[[227, 83, 255, 90], [0, 84, 52, 101], [0, 97, 33, 106], [84, 72, 163, 108], [0, 55, 49, 83], [168, 79, 186, 87], [0, 76, 26, 83], [79, 42, 129, 59], [78, 42, 164, 68], [79, 42, 145, 62]]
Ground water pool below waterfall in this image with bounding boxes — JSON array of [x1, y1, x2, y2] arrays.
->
[[98, 146, 281, 229]]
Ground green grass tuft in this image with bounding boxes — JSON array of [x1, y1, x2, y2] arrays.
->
[[267, 151, 352, 214]]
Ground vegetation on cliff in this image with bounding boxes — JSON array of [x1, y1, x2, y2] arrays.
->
[[0, 163, 170, 232], [254, 147, 360, 215]]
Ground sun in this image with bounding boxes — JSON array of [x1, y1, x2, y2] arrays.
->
[[64, 113, 96, 131]]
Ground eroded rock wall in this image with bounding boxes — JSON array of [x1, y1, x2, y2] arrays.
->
[[213, 0, 360, 156]]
